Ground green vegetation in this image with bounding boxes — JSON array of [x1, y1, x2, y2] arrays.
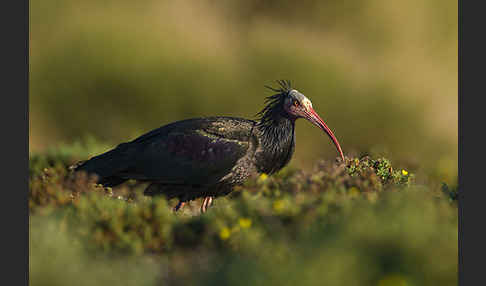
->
[[29, 141, 457, 286]]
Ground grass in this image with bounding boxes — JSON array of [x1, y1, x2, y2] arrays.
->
[[29, 140, 457, 286]]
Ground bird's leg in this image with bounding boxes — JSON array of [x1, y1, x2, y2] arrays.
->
[[200, 196, 214, 213], [173, 201, 186, 212], [201, 197, 208, 213]]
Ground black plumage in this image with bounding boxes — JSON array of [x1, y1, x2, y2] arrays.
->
[[74, 80, 344, 212]]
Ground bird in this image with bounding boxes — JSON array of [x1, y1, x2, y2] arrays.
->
[[73, 80, 345, 213]]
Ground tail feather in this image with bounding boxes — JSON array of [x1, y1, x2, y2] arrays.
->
[[98, 176, 128, 187], [73, 144, 133, 187]]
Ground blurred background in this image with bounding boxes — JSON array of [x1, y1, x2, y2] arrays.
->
[[30, 0, 457, 185]]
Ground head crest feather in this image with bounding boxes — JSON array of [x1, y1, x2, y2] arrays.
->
[[256, 80, 294, 127]]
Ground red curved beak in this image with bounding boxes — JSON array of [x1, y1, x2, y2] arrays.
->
[[304, 107, 345, 161]]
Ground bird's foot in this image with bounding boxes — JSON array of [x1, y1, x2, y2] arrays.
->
[[173, 201, 186, 212], [200, 196, 214, 214]]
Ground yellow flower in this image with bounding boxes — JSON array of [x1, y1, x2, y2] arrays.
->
[[219, 227, 231, 240], [273, 200, 284, 213], [401, 170, 408, 176], [349, 187, 360, 197], [258, 173, 268, 183], [239, 218, 252, 228]]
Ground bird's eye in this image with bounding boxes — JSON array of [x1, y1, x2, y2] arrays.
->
[[293, 100, 300, 107]]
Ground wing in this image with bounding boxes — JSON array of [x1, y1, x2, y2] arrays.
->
[[116, 117, 256, 186]]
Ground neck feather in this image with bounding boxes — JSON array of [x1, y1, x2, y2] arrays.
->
[[256, 115, 296, 174]]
